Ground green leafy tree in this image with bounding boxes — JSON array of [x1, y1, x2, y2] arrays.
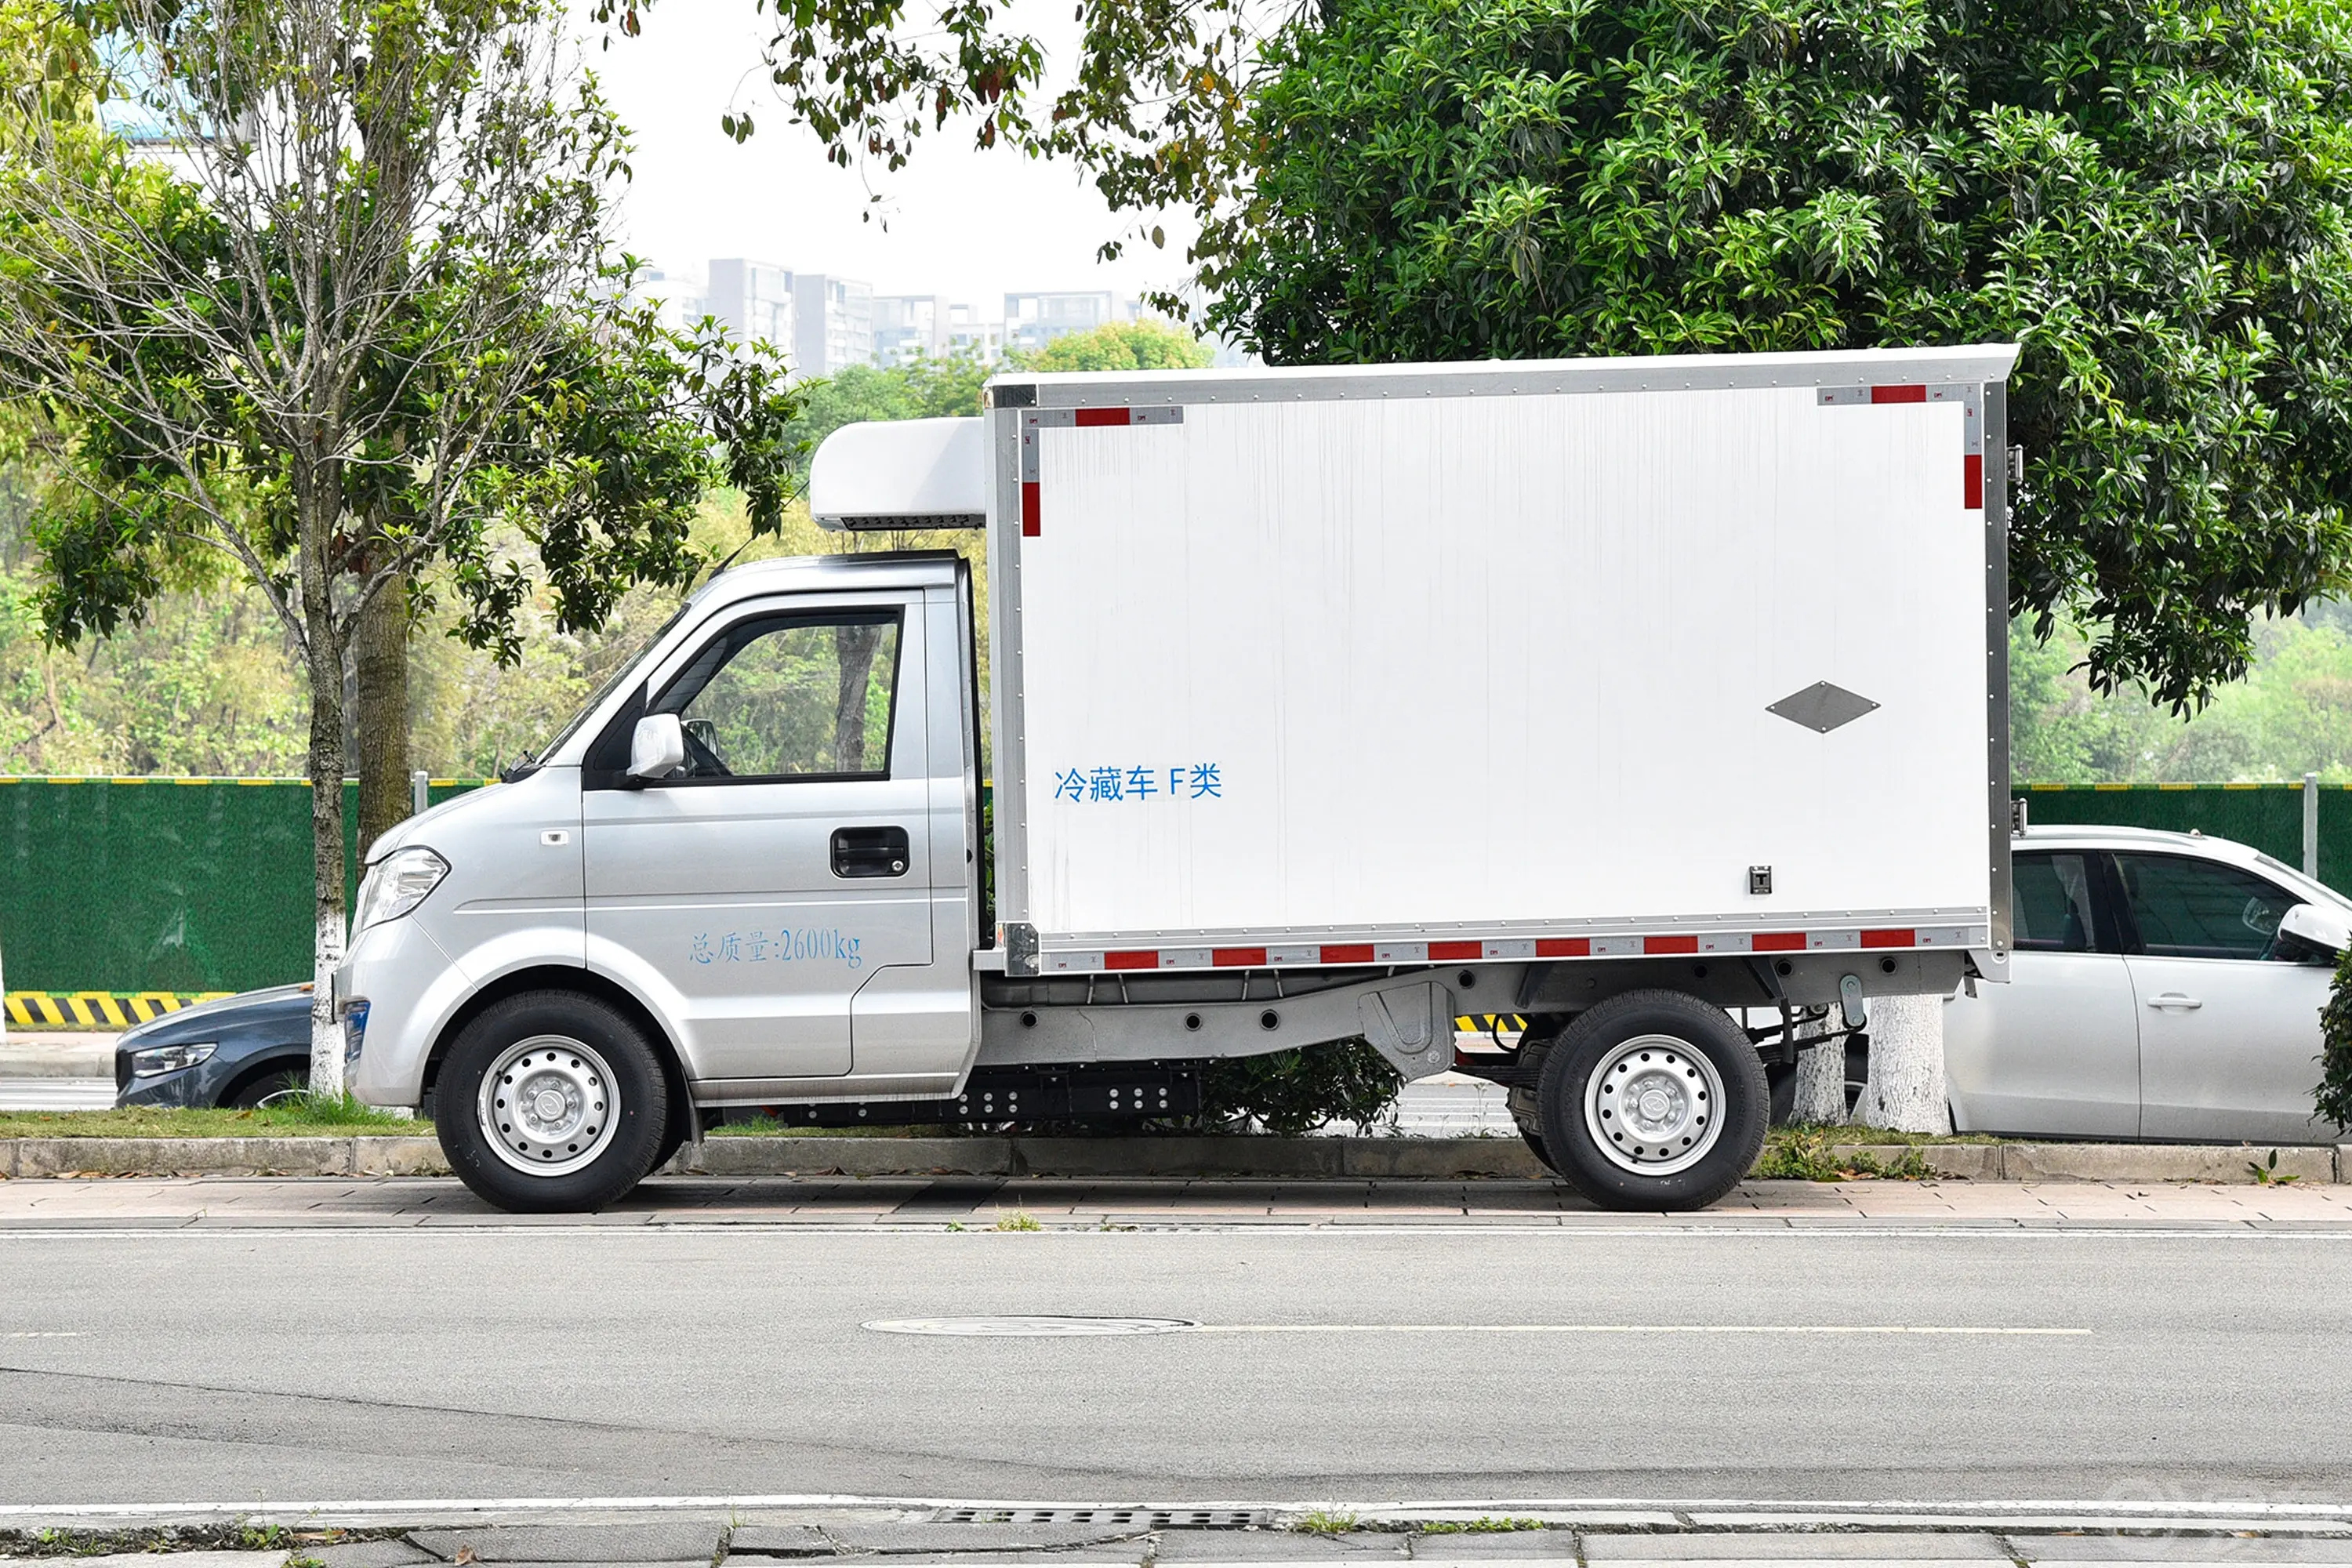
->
[[1200, 0, 2352, 714], [2009, 605, 2352, 783], [1029, 321, 1213, 372], [0, 0, 726, 1090], [597, 0, 1254, 274]]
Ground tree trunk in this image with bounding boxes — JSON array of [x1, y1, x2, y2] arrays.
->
[[1789, 1008, 1847, 1125], [301, 498, 349, 1099], [833, 622, 881, 769], [355, 568, 411, 858], [1850, 991, 1949, 1134]]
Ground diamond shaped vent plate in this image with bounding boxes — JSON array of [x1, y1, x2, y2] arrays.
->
[[1766, 681, 1881, 734]]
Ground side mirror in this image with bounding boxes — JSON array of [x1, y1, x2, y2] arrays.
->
[[2277, 902, 2351, 961], [627, 713, 686, 782]]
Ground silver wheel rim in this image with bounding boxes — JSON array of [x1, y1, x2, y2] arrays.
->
[[253, 1071, 307, 1109], [1584, 1033, 1726, 1177], [478, 1034, 619, 1178]]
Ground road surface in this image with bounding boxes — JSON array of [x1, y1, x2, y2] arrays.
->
[[2, 1192, 2347, 1512]]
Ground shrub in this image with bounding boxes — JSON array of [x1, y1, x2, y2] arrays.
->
[[1197, 1039, 1400, 1134], [2315, 948, 2352, 1131]]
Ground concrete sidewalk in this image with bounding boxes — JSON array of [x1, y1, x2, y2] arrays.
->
[[11, 1512, 2352, 1565], [3, 1171, 2351, 1225]]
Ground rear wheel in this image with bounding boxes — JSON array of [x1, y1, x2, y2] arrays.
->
[[436, 992, 670, 1213], [1537, 989, 1769, 1211]]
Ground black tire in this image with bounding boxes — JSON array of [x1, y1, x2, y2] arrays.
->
[[650, 1115, 691, 1178], [224, 1062, 308, 1109], [1518, 1125, 1557, 1174], [1537, 989, 1769, 1211], [436, 991, 670, 1213]]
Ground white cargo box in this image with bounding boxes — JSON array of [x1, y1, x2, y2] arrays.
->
[[981, 347, 2018, 977]]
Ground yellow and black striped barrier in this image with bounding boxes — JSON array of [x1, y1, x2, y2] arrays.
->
[[5, 991, 233, 1029]]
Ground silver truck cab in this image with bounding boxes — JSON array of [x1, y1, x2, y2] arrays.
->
[[339, 550, 982, 1209]]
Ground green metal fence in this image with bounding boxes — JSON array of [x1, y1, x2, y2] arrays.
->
[[4, 775, 2348, 1011], [2015, 782, 2351, 889], [0, 776, 487, 1012]]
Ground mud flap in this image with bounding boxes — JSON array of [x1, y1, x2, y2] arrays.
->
[[1358, 982, 1454, 1082]]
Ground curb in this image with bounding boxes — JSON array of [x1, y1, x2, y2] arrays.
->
[[0, 1134, 2348, 1183], [1901, 1140, 2339, 1184], [0, 1135, 452, 1178]]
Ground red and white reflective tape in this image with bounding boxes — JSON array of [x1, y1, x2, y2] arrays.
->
[[1040, 925, 1987, 975], [1817, 383, 1986, 511], [1018, 405, 1185, 537]]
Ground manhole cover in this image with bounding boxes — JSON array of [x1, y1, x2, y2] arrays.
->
[[866, 1315, 1199, 1337]]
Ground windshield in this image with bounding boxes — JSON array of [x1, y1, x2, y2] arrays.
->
[[524, 601, 694, 770]]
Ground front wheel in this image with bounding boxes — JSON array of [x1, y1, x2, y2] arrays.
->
[[1537, 989, 1769, 1211], [225, 1065, 308, 1109], [436, 991, 670, 1213]]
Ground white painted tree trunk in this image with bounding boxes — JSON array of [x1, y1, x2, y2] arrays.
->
[[304, 536, 350, 1102], [1789, 1011, 1847, 1125], [1851, 990, 1950, 1134], [310, 909, 347, 1098]]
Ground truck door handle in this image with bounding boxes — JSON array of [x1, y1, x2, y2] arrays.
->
[[2145, 993, 2203, 1011], [832, 826, 910, 878]]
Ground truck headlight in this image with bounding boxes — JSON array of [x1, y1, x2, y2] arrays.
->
[[130, 1042, 216, 1078], [354, 847, 449, 933]]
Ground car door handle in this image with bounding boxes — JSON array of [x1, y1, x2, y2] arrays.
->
[[2144, 993, 2204, 1011], [832, 826, 910, 879]]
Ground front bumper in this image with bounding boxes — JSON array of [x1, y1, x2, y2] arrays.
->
[[337, 915, 463, 1109]]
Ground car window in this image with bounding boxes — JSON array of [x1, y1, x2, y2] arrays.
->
[[2013, 852, 2099, 953], [655, 612, 902, 781], [2114, 853, 2296, 960]]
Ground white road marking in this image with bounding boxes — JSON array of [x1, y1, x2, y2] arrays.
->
[[862, 1319, 2089, 1338], [0, 1493, 2347, 1522], [1186, 1323, 2090, 1335], [1, 1330, 85, 1338]]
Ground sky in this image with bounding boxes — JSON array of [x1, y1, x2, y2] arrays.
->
[[581, 5, 1199, 312]]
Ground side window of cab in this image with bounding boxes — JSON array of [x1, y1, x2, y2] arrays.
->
[[589, 610, 903, 785]]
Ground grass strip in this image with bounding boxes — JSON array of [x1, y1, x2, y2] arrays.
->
[[0, 1095, 428, 1139]]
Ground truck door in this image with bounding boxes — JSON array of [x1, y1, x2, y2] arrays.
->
[[581, 593, 935, 1082]]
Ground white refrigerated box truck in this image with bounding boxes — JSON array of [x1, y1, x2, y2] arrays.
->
[[339, 343, 2019, 1213]]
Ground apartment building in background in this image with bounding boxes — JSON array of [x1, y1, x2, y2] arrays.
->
[[664, 259, 1254, 372], [795, 274, 876, 376], [621, 267, 707, 335], [873, 295, 948, 367], [705, 259, 796, 354], [1004, 290, 1116, 357], [947, 302, 1007, 365]]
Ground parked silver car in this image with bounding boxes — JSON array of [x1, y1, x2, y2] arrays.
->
[[1946, 825, 2351, 1142]]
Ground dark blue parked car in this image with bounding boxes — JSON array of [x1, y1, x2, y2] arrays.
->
[[114, 984, 317, 1108]]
